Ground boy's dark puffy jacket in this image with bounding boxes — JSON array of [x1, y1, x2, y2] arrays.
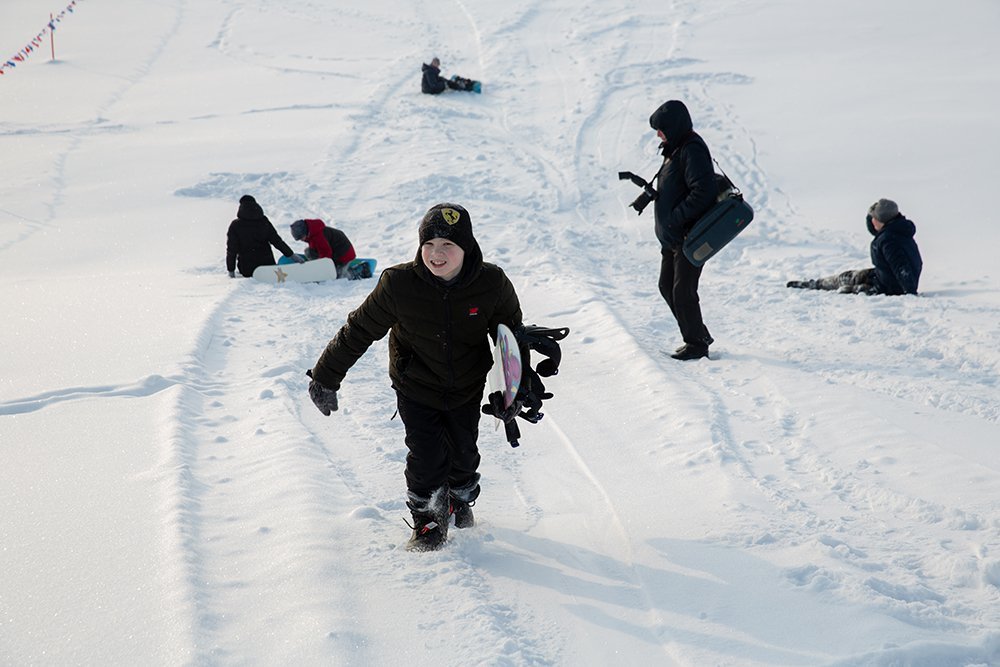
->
[[312, 243, 522, 411], [649, 101, 717, 251], [226, 197, 294, 277], [421, 63, 447, 94], [866, 214, 922, 295]]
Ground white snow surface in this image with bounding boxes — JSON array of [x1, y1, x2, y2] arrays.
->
[[3, 1, 1000, 665]]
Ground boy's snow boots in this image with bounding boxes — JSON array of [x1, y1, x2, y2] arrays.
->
[[449, 479, 480, 530], [451, 498, 475, 529], [405, 487, 450, 552]]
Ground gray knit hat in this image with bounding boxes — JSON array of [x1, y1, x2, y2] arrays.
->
[[869, 198, 899, 222]]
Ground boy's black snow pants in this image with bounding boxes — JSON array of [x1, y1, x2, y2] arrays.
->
[[659, 249, 712, 347], [396, 392, 482, 503]]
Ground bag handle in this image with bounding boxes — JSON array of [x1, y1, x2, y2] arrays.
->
[[713, 159, 741, 196]]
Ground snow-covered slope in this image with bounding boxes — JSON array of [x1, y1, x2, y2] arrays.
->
[[2, 1, 998, 664]]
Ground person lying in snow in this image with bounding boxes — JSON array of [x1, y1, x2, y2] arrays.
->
[[786, 198, 923, 295]]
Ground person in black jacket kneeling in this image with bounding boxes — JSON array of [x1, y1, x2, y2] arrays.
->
[[787, 198, 922, 295]]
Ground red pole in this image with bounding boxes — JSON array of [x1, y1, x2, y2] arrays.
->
[[50, 13, 55, 61]]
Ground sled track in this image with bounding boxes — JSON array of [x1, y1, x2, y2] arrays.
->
[[157, 279, 561, 662]]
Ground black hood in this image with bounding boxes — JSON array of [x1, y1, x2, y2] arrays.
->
[[649, 100, 694, 146], [237, 195, 264, 221], [868, 214, 915, 239]]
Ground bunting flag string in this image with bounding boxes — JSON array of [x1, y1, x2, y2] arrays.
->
[[1, 0, 82, 78]]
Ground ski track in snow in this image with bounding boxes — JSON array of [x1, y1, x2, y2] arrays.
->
[[157, 279, 562, 663]]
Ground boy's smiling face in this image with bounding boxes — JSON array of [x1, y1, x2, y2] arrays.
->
[[421, 237, 465, 281]]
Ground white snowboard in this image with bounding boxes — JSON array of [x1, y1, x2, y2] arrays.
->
[[252, 258, 337, 284], [489, 323, 522, 408]]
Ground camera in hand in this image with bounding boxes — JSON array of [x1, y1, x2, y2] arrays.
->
[[618, 170, 657, 216]]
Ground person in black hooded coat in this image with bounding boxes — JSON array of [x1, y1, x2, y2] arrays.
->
[[786, 198, 922, 295], [421, 58, 448, 94], [421, 57, 478, 94], [225, 195, 298, 277], [648, 100, 718, 360]]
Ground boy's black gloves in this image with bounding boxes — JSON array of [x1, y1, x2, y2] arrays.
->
[[306, 370, 338, 415]]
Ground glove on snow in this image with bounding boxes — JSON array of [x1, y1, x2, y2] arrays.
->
[[228, 270, 236, 278]]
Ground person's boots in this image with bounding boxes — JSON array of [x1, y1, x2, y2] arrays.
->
[[450, 480, 480, 529], [671, 344, 709, 361], [451, 498, 475, 529], [675, 335, 713, 355], [405, 488, 449, 552]]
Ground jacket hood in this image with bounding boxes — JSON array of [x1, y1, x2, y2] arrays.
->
[[649, 100, 694, 146], [237, 195, 264, 221], [413, 239, 484, 288], [422, 63, 439, 73], [867, 213, 914, 238]]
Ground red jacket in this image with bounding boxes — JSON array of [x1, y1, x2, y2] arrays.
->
[[301, 219, 356, 267]]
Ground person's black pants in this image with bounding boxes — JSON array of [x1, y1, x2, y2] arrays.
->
[[658, 249, 711, 346], [816, 268, 873, 290], [396, 392, 482, 501]]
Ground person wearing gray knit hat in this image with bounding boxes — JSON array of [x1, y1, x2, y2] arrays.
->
[[868, 198, 899, 222], [787, 198, 922, 295]]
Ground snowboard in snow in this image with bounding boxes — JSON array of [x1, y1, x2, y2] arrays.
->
[[252, 258, 337, 284], [344, 258, 377, 280], [449, 75, 482, 94]]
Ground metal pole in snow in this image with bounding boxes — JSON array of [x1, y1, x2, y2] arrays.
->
[[50, 13, 55, 61]]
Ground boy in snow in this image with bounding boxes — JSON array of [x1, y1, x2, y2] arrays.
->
[[307, 203, 524, 552], [290, 218, 357, 278], [226, 195, 303, 277], [649, 100, 718, 360], [786, 198, 922, 295]]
